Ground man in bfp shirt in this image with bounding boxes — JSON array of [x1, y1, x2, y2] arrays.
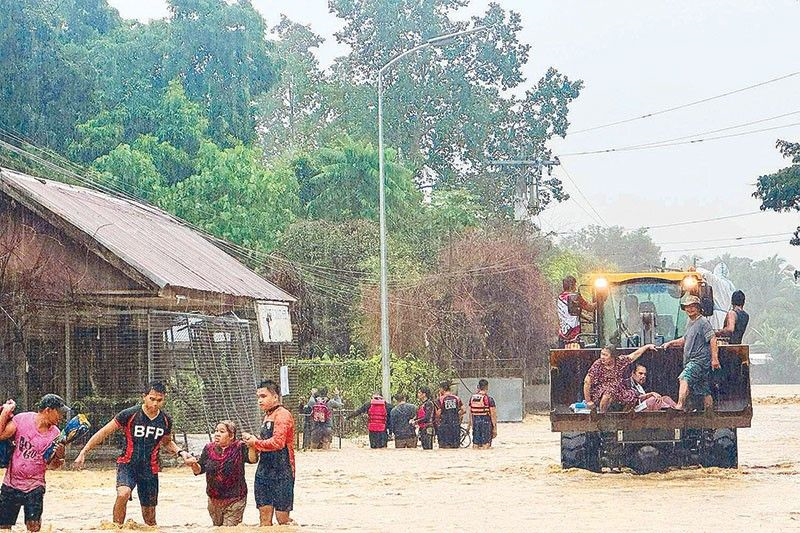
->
[[74, 381, 190, 526], [242, 380, 296, 527]]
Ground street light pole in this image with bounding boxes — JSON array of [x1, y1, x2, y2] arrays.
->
[[377, 26, 492, 400], [377, 71, 391, 400]]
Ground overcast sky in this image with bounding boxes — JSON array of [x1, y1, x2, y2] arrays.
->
[[107, 0, 800, 271]]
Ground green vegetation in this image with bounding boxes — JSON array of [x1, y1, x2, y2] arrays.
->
[[1, 0, 796, 382]]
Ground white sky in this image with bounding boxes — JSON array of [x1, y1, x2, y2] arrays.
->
[[108, 0, 800, 270]]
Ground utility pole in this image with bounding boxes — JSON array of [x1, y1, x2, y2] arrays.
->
[[487, 158, 561, 220]]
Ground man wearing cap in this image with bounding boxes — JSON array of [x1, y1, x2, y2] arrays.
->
[[0, 394, 69, 532], [660, 295, 720, 412]]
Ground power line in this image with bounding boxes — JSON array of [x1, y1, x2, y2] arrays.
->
[[661, 238, 789, 254], [568, 70, 800, 135], [558, 120, 800, 157], [604, 109, 800, 152], [557, 162, 608, 227], [655, 231, 792, 245], [636, 211, 762, 230]]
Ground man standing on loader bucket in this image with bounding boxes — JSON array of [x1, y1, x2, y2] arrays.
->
[[661, 295, 720, 412], [557, 275, 596, 347]]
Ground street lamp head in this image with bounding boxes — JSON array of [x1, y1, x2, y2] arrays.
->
[[425, 25, 494, 47]]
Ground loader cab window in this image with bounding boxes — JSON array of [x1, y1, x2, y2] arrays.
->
[[602, 281, 687, 347]]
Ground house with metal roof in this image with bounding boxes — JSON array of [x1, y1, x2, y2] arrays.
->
[[0, 168, 295, 432]]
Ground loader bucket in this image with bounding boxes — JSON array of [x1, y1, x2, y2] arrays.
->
[[549, 345, 752, 433]]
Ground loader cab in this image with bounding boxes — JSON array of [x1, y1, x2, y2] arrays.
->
[[579, 272, 712, 349]]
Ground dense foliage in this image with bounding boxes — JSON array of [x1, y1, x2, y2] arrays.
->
[[2, 0, 795, 384]]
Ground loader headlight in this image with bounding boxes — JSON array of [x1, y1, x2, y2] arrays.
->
[[682, 276, 698, 291]]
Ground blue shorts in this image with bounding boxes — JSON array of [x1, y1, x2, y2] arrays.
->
[[679, 361, 711, 397], [472, 417, 493, 445], [116, 463, 159, 507], [254, 476, 294, 512]]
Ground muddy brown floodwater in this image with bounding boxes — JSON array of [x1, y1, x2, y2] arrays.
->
[[4, 385, 799, 532]]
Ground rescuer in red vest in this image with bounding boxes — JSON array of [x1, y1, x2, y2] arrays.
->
[[413, 386, 436, 450], [467, 379, 497, 449], [347, 393, 393, 449]]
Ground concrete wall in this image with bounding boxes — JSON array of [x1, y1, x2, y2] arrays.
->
[[456, 377, 523, 422]]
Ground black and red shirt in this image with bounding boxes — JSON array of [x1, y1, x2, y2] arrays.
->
[[437, 393, 463, 426], [114, 406, 172, 474], [254, 405, 295, 480], [196, 440, 253, 500]]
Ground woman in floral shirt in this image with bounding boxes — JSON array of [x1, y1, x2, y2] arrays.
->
[[583, 344, 656, 412]]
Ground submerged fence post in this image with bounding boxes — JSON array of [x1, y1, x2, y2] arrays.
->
[[147, 310, 153, 383], [64, 316, 71, 405]]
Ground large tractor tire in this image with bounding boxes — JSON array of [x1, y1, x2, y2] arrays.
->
[[701, 428, 738, 468], [561, 432, 601, 472]]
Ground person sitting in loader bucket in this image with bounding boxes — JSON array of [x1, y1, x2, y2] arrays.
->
[[583, 343, 657, 413]]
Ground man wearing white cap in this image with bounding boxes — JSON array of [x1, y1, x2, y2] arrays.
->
[[660, 295, 720, 412]]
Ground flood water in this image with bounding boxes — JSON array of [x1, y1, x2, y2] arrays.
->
[[6, 385, 800, 532]]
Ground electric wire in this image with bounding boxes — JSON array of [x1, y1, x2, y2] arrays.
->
[[557, 162, 608, 227], [655, 231, 792, 246], [636, 211, 763, 230], [0, 130, 553, 298], [568, 70, 800, 135], [661, 238, 788, 254], [558, 121, 800, 157]]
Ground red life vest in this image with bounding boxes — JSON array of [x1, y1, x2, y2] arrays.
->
[[367, 398, 387, 432], [469, 392, 491, 417], [312, 400, 331, 423]]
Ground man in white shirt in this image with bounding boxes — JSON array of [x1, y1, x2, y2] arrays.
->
[[630, 363, 677, 411]]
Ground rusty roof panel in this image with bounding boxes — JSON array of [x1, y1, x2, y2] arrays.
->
[[0, 169, 294, 302]]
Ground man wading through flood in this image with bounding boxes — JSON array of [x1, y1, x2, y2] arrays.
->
[[348, 393, 392, 449]]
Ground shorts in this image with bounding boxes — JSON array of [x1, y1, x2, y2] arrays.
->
[[437, 424, 459, 448], [116, 462, 159, 507], [473, 417, 493, 446], [0, 484, 45, 526], [394, 436, 417, 448], [368, 431, 388, 449], [254, 476, 294, 512], [208, 496, 246, 526], [679, 361, 712, 397]]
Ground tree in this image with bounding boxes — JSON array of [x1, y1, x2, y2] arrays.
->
[[559, 226, 661, 272], [0, 0, 120, 151], [754, 139, 800, 245], [156, 142, 299, 251], [269, 219, 380, 356], [327, 0, 582, 213], [154, 80, 208, 156], [91, 143, 165, 199], [296, 137, 420, 223], [166, 0, 277, 145], [359, 224, 556, 380], [257, 16, 333, 157]]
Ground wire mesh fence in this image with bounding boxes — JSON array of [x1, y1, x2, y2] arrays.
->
[[0, 306, 282, 441]]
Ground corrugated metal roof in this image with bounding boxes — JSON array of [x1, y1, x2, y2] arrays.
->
[[0, 168, 294, 302]]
